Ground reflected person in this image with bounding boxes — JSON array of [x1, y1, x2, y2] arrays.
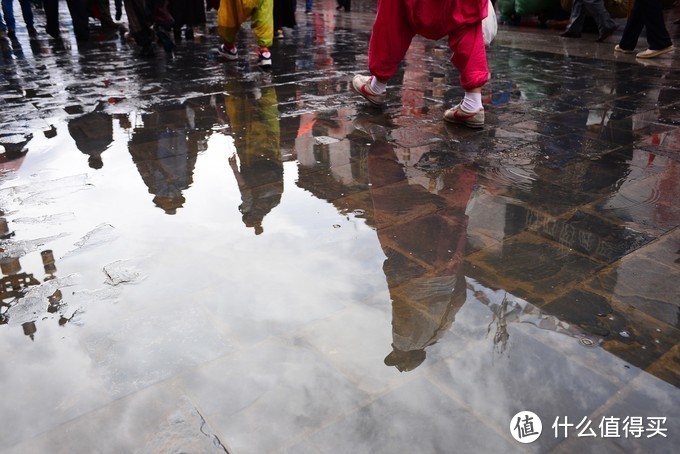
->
[[128, 104, 200, 214], [68, 111, 113, 169], [224, 80, 282, 235], [367, 141, 477, 372]]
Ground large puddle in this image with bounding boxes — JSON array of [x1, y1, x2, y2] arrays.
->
[[1, 2, 679, 452]]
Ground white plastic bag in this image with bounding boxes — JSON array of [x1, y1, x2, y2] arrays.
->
[[482, 0, 498, 46]]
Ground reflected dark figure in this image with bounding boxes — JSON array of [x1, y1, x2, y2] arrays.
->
[[367, 142, 476, 372], [336, 0, 350, 12], [225, 82, 282, 235], [128, 104, 200, 214], [169, 0, 206, 39], [43, 0, 90, 40], [68, 111, 113, 169]]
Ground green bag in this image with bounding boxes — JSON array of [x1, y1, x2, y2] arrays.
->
[[515, 0, 560, 16]]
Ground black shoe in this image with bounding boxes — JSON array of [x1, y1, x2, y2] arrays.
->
[[560, 31, 581, 38], [596, 26, 617, 43], [156, 29, 175, 53]]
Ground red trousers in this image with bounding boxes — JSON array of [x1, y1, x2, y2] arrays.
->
[[368, 0, 489, 91]]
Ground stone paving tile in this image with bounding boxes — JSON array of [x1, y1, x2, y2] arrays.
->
[[465, 231, 603, 306], [586, 372, 680, 454], [79, 291, 236, 399], [3, 382, 228, 454], [586, 229, 680, 330], [542, 288, 680, 378], [426, 323, 624, 453], [529, 210, 655, 264], [646, 344, 680, 390], [588, 165, 680, 236], [176, 337, 371, 454], [0, 322, 112, 450], [303, 377, 519, 454]]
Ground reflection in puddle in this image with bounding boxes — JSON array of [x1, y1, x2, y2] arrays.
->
[[0, 5, 678, 451]]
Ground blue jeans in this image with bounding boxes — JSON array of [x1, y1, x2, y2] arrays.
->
[[564, 0, 616, 35], [305, 0, 312, 12], [1, 0, 35, 31]]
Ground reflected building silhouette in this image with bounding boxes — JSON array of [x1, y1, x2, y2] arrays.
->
[[224, 80, 282, 235], [127, 102, 207, 215], [68, 111, 113, 169], [0, 213, 65, 340]]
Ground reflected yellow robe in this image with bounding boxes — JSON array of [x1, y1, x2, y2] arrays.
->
[[218, 0, 274, 48]]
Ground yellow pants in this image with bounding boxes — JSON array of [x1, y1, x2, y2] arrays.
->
[[218, 0, 274, 48]]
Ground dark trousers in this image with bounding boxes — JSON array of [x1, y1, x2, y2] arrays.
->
[[619, 0, 672, 50], [44, 0, 89, 40], [336, 0, 350, 11]]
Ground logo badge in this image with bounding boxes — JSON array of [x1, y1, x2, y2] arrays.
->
[[510, 411, 542, 443]]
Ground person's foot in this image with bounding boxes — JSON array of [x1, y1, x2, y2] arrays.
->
[[156, 29, 175, 52], [139, 44, 155, 58], [560, 31, 581, 38], [27, 25, 37, 37], [258, 47, 272, 67], [351, 75, 387, 106], [596, 26, 617, 42], [443, 103, 485, 128], [614, 44, 634, 54], [636, 46, 674, 59], [275, 28, 284, 39], [7, 29, 16, 39], [215, 43, 238, 60], [185, 27, 194, 40]]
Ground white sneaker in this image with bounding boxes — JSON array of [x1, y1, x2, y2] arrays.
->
[[443, 102, 485, 128], [351, 75, 386, 106], [215, 43, 238, 60], [258, 48, 272, 67]]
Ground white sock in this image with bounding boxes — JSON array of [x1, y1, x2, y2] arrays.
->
[[369, 76, 387, 94], [461, 92, 482, 112]]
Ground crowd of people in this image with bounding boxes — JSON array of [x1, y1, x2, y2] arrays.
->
[[1, 0, 676, 128]]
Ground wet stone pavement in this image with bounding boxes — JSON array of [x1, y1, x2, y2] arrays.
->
[[1, 1, 680, 452]]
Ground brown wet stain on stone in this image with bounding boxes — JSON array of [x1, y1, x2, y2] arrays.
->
[[390, 125, 443, 148], [585, 230, 680, 329], [646, 344, 680, 387], [530, 210, 655, 264], [465, 231, 602, 306], [542, 288, 680, 386], [589, 163, 680, 236]]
